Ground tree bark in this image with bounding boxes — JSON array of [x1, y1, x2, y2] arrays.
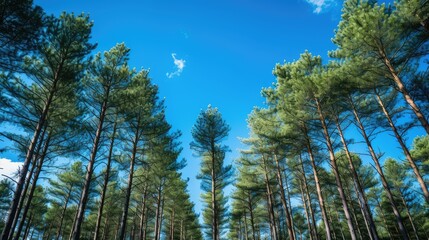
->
[[247, 192, 257, 240], [71, 93, 110, 240], [315, 97, 356, 240], [14, 133, 51, 240], [348, 95, 409, 240], [94, 120, 118, 240], [118, 122, 140, 240], [381, 52, 429, 134], [8, 125, 46, 240], [299, 154, 319, 240], [333, 114, 379, 240], [56, 187, 72, 240], [262, 155, 279, 240], [1, 65, 61, 240], [374, 91, 429, 203], [139, 184, 148, 240], [302, 123, 331, 240], [210, 139, 219, 240], [273, 153, 295, 240]]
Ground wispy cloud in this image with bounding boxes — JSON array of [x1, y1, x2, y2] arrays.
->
[[0, 158, 22, 181], [166, 53, 186, 79], [305, 0, 334, 13]]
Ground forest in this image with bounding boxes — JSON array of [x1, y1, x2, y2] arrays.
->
[[0, 0, 428, 239]]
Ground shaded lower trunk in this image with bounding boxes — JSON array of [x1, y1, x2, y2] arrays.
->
[[94, 120, 118, 240], [303, 123, 331, 240], [333, 114, 379, 240], [273, 153, 295, 240], [349, 95, 409, 240]]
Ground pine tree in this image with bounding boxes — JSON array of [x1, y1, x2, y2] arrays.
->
[[71, 43, 130, 239], [191, 105, 232, 240], [1, 13, 95, 240]]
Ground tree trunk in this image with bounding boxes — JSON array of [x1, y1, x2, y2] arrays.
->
[[22, 213, 33, 240], [101, 211, 110, 240], [348, 95, 409, 240], [94, 120, 118, 240], [56, 187, 72, 240], [299, 154, 319, 240], [157, 195, 165, 240], [399, 190, 420, 240], [139, 184, 148, 240], [154, 183, 163, 240], [1, 58, 64, 240], [315, 97, 357, 240], [298, 178, 314, 240], [375, 198, 395, 240], [118, 122, 140, 240], [273, 153, 295, 240], [210, 140, 219, 240], [71, 95, 110, 240], [244, 210, 249, 240], [14, 133, 51, 240], [381, 53, 429, 134], [374, 91, 429, 203], [8, 126, 45, 240], [247, 193, 257, 240], [333, 114, 379, 240], [302, 123, 332, 240], [262, 155, 279, 240]]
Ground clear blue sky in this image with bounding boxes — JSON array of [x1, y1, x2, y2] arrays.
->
[[7, 0, 346, 216]]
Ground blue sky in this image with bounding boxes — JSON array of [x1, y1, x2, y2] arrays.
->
[[1, 0, 346, 216]]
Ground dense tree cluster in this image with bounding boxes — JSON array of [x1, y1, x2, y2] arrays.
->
[[1, 0, 429, 240], [229, 0, 429, 239], [0, 1, 201, 239]]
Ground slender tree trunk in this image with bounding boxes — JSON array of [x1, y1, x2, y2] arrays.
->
[[273, 153, 295, 240], [142, 205, 148, 240], [284, 168, 296, 239], [14, 133, 51, 240], [344, 181, 364, 240], [299, 154, 319, 240], [334, 208, 346, 240], [139, 185, 148, 240], [56, 187, 72, 240], [157, 195, 165, 240], [1, 59, 64, 240], [374, 91, 429, 203], [244, 210, 249, 240], [71, 94, 110, 240], [375, 198, 395, 240], [22, 214, 33, 240], [8, 128, 44, 240], [315, 97, 357, 240], [154, 183, 163, 240], [348, 95, 409, 240], [303, 123, 331, 240], [101, 211, 110, 240], [94, 120, 118, 240], [399, 190, 420, 240], [210, 140, 219, 240], [333, 114, 379, 240], [327, 207, 337, 240], [262, 155, 279, 240], [247, 193, 257, 240], [169, 209, 175, 240], [299, 178, 314, 240], [380, 52, 429, 134], [118, 122, 140, 240]]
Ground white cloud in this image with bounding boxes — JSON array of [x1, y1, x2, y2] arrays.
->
[[0, 158, 22, 181], [166, 53, 186, 79], [305, 0, 334, 13]]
